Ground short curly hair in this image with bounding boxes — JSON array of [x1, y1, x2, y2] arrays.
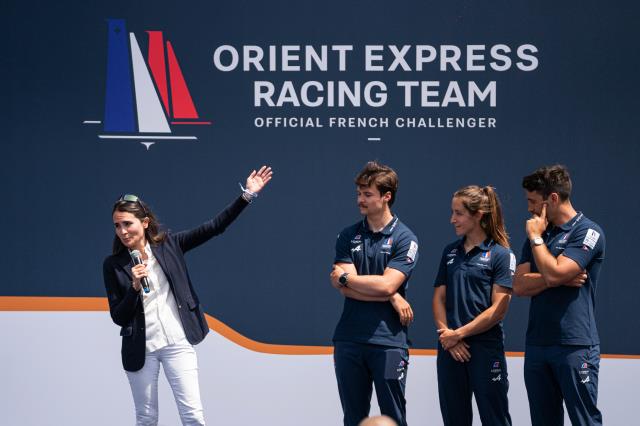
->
[[522, 164, 572, 201]]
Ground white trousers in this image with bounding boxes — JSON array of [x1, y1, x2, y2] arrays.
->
[[126, 343, 206, 426]]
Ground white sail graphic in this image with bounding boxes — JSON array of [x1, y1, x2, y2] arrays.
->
[[129, 33, 171, 133]]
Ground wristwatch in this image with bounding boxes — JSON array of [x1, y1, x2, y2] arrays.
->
[[531, 236, 544, 246], [338, 272, 350, 287]]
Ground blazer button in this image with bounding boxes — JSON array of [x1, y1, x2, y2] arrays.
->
[[178, 305, 182, 309]]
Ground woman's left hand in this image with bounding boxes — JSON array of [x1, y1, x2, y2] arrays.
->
[[438, 328, 462, 350], [245, 166, 273, 194], [448, 341, 471, 362]]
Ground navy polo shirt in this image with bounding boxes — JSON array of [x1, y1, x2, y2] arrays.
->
[[434, 239, 515, 341], [519, 212, 605, 346], [332, 216, 419, 349]]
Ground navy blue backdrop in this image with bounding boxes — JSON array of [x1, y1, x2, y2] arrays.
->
[[2, 0, 638, 354]]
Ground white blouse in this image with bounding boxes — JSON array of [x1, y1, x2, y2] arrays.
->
[[138, 242, 188, 353]]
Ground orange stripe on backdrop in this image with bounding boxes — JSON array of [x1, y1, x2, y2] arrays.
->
[[0, 297, 638, 359], [0, 296, 108, 311]]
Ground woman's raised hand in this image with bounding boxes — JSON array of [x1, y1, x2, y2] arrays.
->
[[245, 166, 273, 194]]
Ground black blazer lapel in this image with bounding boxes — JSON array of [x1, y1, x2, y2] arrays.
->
[[116, 250, 134, 281], [151, 243, 173, 286]]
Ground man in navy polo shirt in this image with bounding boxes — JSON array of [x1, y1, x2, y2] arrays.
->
[[513, 164, 605, 426], [330, 161, 419, 426]]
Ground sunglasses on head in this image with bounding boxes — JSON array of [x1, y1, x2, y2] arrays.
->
[[117, 194, 147, 215]]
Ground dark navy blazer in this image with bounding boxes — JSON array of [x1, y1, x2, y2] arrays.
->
[[103, 196, 249, 371]]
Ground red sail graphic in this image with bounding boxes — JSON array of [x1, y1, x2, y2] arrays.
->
[[147, 31, 170, 116], [167, 41, 199, 119]]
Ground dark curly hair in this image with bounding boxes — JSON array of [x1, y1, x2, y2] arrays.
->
[[522, 164, 572, 201]]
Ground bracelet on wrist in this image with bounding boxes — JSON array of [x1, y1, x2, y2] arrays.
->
[[238, 182, 258, 203]]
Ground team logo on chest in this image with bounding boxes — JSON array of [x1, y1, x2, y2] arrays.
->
[[380, 237, 393, 255], [554, 233, 569, 250], [480, 251, 492, 262], [382, 237, 393, 249]]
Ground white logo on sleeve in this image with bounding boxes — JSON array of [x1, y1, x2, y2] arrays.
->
[[582, 229, 600, 250], [407, 241, 418, 263], [509, 253, 516, 275]]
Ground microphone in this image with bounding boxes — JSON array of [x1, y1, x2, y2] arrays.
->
[[130, 250, 150, 293]]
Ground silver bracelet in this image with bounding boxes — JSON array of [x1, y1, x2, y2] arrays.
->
[[238, 183, 258, 203]]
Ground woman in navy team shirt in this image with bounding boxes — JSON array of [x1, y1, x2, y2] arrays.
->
[[432, 185, 514, 426]]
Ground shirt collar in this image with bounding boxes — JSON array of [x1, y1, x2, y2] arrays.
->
[[456, 237, 494, 252], [558, 211, 584, 231], [361, 215, 399, 236], [128, 242, 154, 261], [478, 238, 495, 251], [145, 241, 155, 260]]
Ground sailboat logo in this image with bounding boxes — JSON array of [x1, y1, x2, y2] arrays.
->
[[84, 19, 210, 149]]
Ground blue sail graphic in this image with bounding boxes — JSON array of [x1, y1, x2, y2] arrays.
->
[[104, 19, 135, 132]]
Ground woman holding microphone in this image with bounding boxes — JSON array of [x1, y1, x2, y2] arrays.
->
[[432, 185, 514, 426], [103, 166, 272, 426]]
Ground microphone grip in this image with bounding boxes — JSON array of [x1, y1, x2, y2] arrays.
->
[[140, 277, 150, 294], [130, 250, 151, 294]]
